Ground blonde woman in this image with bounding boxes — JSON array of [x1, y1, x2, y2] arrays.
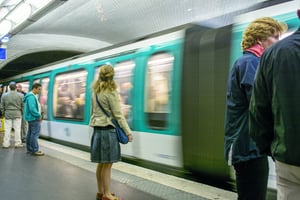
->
[[90, 65, 133, 200], [224, 17, 287, 200]]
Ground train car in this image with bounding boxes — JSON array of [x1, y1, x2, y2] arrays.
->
[[1, 0, 299, 193], [182, 0, 300, 190]]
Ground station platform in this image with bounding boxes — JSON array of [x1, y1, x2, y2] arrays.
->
[[0, 138, 237, 200]]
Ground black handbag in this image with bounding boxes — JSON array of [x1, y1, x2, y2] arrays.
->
[[95, 95, 129, 144]]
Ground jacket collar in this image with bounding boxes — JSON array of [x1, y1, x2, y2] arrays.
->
[[245, 44, 264, 57]]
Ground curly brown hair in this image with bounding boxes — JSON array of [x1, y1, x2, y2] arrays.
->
[[92, 64, 117, 93], [241, 17, 287, 51]]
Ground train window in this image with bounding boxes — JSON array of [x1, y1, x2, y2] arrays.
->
[[94, 61, 135, 127], [3, 81, 29, 93], [114, 61, 135, 127], [33, 78, 48, 120], [53, 70, 87, 120], [144, 52, 174, 130], [40, 78, 49, 120]]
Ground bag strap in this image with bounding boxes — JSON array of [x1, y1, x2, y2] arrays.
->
[[95, 94, 111, 118]]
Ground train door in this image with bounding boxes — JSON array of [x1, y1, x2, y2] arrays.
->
[[92, 57, 136, 156], [49, 68, 89, 146], [133, 41, 183, 167], [90, 40, 183, 167]]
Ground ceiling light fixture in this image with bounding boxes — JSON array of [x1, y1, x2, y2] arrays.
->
[[0, 0, 68, 44]]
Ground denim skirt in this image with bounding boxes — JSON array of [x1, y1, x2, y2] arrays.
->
[[90, 126, 121, 163]]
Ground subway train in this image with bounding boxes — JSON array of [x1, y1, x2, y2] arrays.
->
[[1, 0, 299, 193]]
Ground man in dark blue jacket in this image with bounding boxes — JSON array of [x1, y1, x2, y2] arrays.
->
[[224, 17, 287, 200], [249, 11, 300, 200]]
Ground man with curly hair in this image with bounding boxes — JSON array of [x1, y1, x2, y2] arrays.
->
[[224, 17, 287, 200]]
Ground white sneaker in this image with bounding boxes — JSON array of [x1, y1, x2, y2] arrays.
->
[[15, 144, 24, 148]]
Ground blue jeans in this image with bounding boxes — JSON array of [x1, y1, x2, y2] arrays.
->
[[26, 120, 41, 153]]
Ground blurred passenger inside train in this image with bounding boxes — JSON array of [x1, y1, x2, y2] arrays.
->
[[119, 82, 132, 119], [17, 83, 28, 143], [74, 86, 85, 119], [119, 82, 132, 105], [39, 86, 48, 119], [23, 83, 44, 156], [224, 17, 287, 200], [249, 9, 300, 200], [57, 83, 74, 118], [57, 96, 74, 118], [90, 64, 133, 200], [58, 83, 74, 100], [0, 81, 24, 148]]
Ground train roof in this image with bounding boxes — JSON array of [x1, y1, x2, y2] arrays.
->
[[0, 0, 293, 81], [0, 23, 210, 82]]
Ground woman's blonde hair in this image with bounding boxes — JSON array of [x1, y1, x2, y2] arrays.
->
[[241, 17, 287, 51], [92, 64, 117, 93]]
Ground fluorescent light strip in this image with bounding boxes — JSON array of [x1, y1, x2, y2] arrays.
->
[[0, 0, 54, 39]]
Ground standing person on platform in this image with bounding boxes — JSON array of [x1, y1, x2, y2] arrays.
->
[[224, 17, 287, 200], [17, 83, 28, 143], [90, 65, 133, 200], [16, 84, 26, 96], [0, 84, 3, 118], [0, 81, 24, 148], [249, 10, 300, 200], [23, 83, 44, 156], [0, 84, 3, 101]]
